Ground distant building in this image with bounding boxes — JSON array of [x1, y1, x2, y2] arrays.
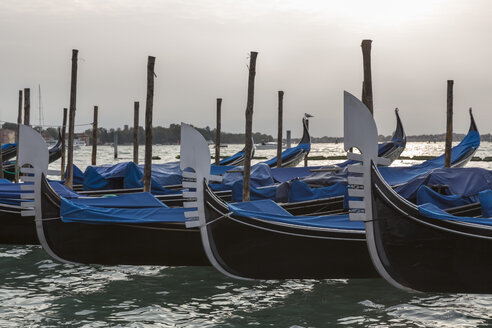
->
[[1, 129, 16, 144], [74, 132, 90, 145]]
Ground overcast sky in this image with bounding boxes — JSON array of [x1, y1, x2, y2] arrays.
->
[[0, 0, 491, 138]]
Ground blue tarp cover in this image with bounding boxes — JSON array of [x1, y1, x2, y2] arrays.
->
[[71, 192, 165, 208], [0, 181, 79, 205], [288, 180, 346, 203], [60, 192, 192, 224], [395, 167, 492, 201], [1, 143, 16, 151], [228, 200, 364, 230], [222, 163, 274, 189], [419, 202, 492, 226], [262, 143, 310, 167], [270, 166, 322, 183], [219, 150, 244, 165], [479, 190, 492, 217], [416, 185, 478, 209]]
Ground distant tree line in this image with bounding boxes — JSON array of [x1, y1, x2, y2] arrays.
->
[[82, 124, 275, 145], [3, 122, 489, 144]]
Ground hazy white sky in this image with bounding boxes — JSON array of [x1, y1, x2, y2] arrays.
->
[[0, 0, 491, 138]]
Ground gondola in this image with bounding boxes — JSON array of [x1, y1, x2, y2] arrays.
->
[[182, 122, 381, 279], [2, 129, 62, 181], [262, 115, 311, 168], [344, 91, 492, 293]]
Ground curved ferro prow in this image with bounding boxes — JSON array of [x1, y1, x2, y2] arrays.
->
[[343, 91, 412, 292], [17, 125, 65, 260], [180, 123, 247, 278]]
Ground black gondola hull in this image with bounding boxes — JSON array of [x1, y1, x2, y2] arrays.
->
[[0, 205, 38, 244], [370, 164, 492, 293], [40, 177, 209, 266], [202, 184, 378, 279]]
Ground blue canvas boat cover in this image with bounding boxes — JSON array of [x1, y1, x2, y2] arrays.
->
[[83, 162, 181, 194], [418, 202, 492, 226], [218, 150, 244, 166], [1, 143, 16, 151], [288, 180, 346, 203], [395, 167, 492, 201], [270, 166, 323, 183], [221, 163, 275, 189], [479, 190, 492, 217], [60, 192, 192, 224], [228, 199, 364, 230], [262, 143, 310, 167], [0, 181, 79, 205], [416, 185, 478, 209]]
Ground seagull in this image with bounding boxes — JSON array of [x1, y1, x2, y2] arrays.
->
[[304, 113, 314, 118]]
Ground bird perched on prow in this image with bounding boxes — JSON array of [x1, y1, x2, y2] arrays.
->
[[304, 113, 314, 118]]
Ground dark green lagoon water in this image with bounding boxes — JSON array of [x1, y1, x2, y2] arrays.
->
[[1, 245, 492, 327]]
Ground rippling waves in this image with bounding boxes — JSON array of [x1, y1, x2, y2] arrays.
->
[[0, 246, 491, 327]]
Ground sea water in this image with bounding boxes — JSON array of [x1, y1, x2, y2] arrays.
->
[[1, 142, 492, 327]]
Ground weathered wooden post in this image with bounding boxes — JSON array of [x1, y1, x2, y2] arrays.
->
[[276, 91, 284, 168], [23, 88, 31, 125], [133, 101, 139, 164], [286, 130, 291, 148], [91, 106, 98, 165], [215, 98, 222, 165], [60, 108, 67, 180], [304, 119, 309, 167], [361, 39, 374, 115], [15, 90, 23, 182], [242, 51, 258, 202], [66, 49, 78, 189], [0, 132, 3, 179], [444, 80, 453, 168], [144, 56, 155, 193], [113, 131, 118, 159]]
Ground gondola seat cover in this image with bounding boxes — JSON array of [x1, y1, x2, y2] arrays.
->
[[1, 143, 16, 151], [396, 167, 492, 201], [478, 189, 492, 217], [60, 192, 192, 224], [262, 143, 310, 167], [218, 150, 244, 165], [228, 199, 365, 230], [418, 202, 492, 227], [416, 185, 478, 209], [0, 181, 78, 205]]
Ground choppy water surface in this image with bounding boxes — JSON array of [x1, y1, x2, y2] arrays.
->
[[2, 142, 492, 327]]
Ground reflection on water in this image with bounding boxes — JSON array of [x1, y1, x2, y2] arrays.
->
[[2, 143, 492, 326]]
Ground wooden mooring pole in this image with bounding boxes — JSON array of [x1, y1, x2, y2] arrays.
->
[[361, 39, 374, 115], [444, 80, 453, 168], [215, 98, 222, 165], [304, 119, 309, 167], [66, 49, 78, 189], [144, 56, 155, 193], [276, 91, 284, 168], [91, 106, 98, 165], [286, 130, 291, 148], [15, 90, 23, 182], [133, 101, 139, 164], [113, 131, 118, 159], [242, 51, 258, 202], [61, 108, 67, 180], [24, 88, 30, 125]]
